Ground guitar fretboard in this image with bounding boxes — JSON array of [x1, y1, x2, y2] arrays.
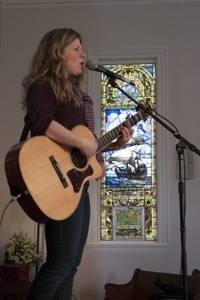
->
[[97, 111, 142, 153]]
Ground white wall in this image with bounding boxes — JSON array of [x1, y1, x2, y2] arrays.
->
[[0, 1, 200, 299]]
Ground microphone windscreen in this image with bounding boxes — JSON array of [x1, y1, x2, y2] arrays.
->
[[85, 60, 96, 71]]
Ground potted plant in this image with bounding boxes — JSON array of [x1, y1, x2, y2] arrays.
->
[[0, 231, 42, 282]]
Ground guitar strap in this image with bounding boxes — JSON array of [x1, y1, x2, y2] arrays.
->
[[19, 122, 30, 142]]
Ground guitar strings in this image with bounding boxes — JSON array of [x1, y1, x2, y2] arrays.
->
[[60, 149, 90, 170]]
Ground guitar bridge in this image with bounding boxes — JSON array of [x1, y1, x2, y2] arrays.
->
[[49, 155, 68, 188]]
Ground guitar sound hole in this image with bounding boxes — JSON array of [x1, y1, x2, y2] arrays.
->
[[71, 148, 87, 168]]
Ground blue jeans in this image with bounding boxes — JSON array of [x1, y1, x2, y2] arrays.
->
[[26, 183, 90, 300]]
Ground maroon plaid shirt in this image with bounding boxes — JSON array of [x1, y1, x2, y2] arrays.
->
[[71, 77, 103, 163]]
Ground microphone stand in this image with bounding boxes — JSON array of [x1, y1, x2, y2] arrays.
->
[[176, 141, 188, 299], [107, 77, 200, 300], [35, 222, 40, 276]]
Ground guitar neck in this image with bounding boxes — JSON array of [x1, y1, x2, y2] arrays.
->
[[96, 111, 143, 153]]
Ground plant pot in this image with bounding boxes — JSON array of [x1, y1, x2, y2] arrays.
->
[[0, 264, 30, 282]]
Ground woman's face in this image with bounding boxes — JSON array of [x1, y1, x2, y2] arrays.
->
[[62, 38, 86, 76]]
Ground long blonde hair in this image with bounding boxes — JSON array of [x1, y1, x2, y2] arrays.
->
[[22, 28, 84, 108]]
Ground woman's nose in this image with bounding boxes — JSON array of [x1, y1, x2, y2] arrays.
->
[[80, 50, 86, 58]]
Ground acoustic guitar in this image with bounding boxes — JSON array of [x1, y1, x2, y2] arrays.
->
[[5, 110, 146, 223]]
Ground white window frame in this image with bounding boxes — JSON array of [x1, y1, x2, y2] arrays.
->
[[85, 47, 170, 253]]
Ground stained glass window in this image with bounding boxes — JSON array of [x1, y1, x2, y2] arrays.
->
[[100, 63, 157, 241]]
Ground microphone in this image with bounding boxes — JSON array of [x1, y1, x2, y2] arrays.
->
[[85, 60, 135, 86]]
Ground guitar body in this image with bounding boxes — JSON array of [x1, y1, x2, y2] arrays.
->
[[5, 125, 102, 223]]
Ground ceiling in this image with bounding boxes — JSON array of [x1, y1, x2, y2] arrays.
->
[[1, 0, 200, 6]]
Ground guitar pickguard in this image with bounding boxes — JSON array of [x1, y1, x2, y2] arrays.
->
[[67, 165, 93, 193]]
